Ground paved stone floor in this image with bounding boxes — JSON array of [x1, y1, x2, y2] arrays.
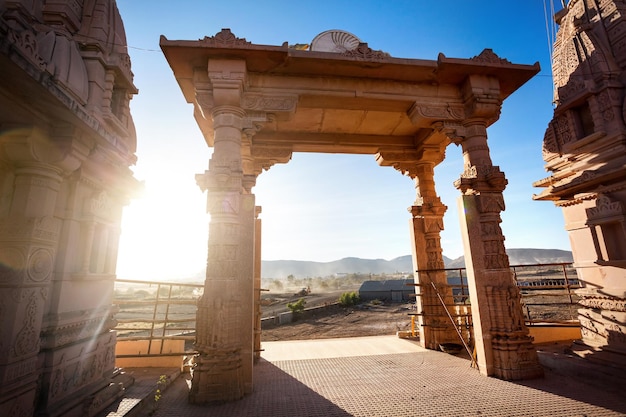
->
[[140, 336, 626, 417]]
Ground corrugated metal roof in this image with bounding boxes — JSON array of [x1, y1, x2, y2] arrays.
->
[[359, 279, 412, 292]]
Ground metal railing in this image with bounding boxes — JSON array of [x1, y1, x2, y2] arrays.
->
[[510, 262, 580, 324], [414, 262, 580, 325], [112, 263, 580, 359], [113, 279, 203, 358]]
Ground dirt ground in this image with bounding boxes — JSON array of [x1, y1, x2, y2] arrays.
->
[[261, 302, 415, 341]]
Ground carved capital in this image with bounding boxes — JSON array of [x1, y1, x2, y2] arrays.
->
[[207, 59, 246, 106], [454, 165, 507, 194], [212, 106, 246, 130], [376, 146, 444, 178], [462, 75, 502, 123], [409, 198, 447, 218]]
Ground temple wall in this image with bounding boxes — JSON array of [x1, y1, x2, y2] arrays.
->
[[534, 0, 626, 367], [0, 1, 139, 415]]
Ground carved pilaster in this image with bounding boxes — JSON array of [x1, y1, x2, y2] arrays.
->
[[451, 118, 542, 380], [0, 130, 71, 411]]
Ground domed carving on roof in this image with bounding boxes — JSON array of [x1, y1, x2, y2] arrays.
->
[[310, 30, 362, 53], [37, 31, 89, 104], [79, 0, 133, 84]]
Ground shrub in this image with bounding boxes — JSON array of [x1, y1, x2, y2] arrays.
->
[[286, 298, 306, 315], [339, 291, 360, 307]]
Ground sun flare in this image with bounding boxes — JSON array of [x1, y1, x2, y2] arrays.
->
[[116, 177, 208, 282]]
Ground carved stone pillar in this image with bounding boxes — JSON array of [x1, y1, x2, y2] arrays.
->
[[408, 163, 459, 349], [190, 58, 256, 402], [450, 117, 543, 380], [377, 147, 458, 349]]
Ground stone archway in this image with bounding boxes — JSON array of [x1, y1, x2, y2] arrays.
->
[[160, 29, 544, 403]]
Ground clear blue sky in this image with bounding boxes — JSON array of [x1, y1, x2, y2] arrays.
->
[[115, 0, 568, 280]]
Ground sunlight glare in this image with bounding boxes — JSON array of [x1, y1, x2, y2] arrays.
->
[[116, 175, 208, 282]]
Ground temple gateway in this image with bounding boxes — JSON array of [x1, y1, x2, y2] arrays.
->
[[1, 0, 626, 414], [160, 28, 544, 402]]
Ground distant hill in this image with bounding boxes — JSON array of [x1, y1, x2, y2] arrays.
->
[[445, 248, 573, 269], [261, 255, 424, 279], [261, 248, 573, 279]]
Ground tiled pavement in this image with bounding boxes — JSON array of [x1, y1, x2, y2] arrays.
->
[[116, 336, 626, 417]]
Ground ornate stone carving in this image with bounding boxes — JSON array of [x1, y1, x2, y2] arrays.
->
[[477, 194, 506, 214], [40, 315, 116, 349], [565, 170, 596, 187], [587, 195, 624, 220], [596, 90, 615, 122], [554, 113, 574, 146], [454, 165, 508, 194], [470, 49, 511, 65], [486, 286, 525, 333], [241, 94, 297, 112], [542, 124, 560, 157], [14, 292, 39, 357], [408, 104, 465, 126], [341, 42, 390, 61], [579, 295, 626, 312], [200, 29, 251, 47], [85, 191, 112, 218], [7, 29, 46, 69], [557, 77, 587, 103], [26, 248, 53, 282], [413, 105, 464, 120], [482, 238, 509, 270]]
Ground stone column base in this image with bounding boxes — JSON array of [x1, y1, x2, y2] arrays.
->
[[491, 335, 544, 380], [188, 349, 244, 404]]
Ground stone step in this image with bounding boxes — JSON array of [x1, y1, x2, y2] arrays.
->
[[96, 367, 181, 417]]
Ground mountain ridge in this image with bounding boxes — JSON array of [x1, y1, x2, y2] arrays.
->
[[261, 248, 573, 279]]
